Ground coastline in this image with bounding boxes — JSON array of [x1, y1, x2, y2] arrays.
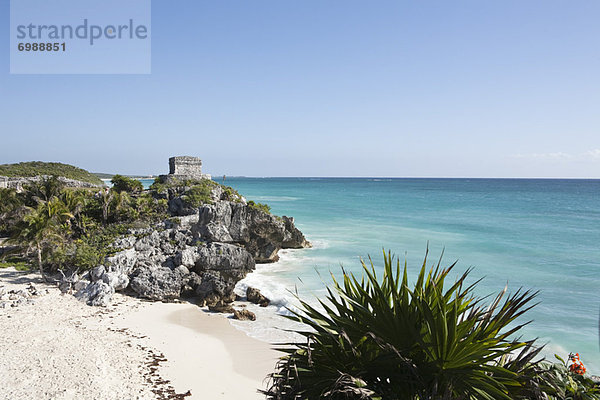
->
[[0, 267, 280, 399]]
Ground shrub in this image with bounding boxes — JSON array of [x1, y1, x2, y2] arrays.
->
[[247, 200, 271, 214], [264, 250, 548, 400], [149, 177, 166, 193], [183, 185, 212, 207], [72, 239, 104, 270], [222, 185, 242, 202], [532, 354, 600, 399], [110, 175, 143, 194]]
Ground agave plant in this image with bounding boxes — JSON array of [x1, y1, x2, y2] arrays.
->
[[263, 250, 546, 400]]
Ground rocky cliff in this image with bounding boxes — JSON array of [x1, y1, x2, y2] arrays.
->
[[73, 182, 310, 307]]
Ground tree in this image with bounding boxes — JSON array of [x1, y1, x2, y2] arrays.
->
[[110, 174, 143, 194], [23, 175, 65, 206], [0, 188, 21, 213], [59, 190, 87, 232], [9, 198, 73, 280], [0, 188, 25, 234]]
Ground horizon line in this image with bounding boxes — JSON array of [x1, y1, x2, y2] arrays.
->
[[111, 175, 600, 180]]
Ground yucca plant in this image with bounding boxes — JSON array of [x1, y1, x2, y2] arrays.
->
[[263, 250, 546, 400]]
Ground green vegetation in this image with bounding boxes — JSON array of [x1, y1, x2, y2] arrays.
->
[[264, 250, 600, 400], [0, 161, 103, 185], [221, 185, 242, 202], [10, 197, 74, 279], [110, 174, 143, 194], [183, 185, 213, 207], [0, 188, 26, 234], [247, 200, 271, 214], [1, 167, 270, 282], [0, 255, 32, 271], [2, 175, 168, 278], [535, 354, 600, 399], [148, 177, 167, 193], [92, 172, 115, 180], [150, 177, 242, 204]]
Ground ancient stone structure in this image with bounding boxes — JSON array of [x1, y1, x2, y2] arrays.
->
[[169, 156, 202, 177], [160, 156, 211, 183]]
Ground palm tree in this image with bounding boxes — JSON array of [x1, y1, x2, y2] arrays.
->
[[9, 198, 73, 280], [111, 190, 134, 221], [23, 175, 65, 206], [59, 190, 87, 232], [0, 188, 21, 214], [0, 188, 24, 233]]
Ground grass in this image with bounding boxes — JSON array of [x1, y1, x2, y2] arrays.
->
[[0, 161, 103, 186], [0, 256, 33, 271]]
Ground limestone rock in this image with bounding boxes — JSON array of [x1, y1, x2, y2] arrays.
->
[[190, 243, 255, 304], [208, 302, 235, 313], [105, 248, 138, 276], [73, 281, 87, 292], [246, 287, 270, 307], [195, 242, 255, 272], [129, 261, 188, 301], [101, 271, 129, 291], [196, 201, 310, 262], [168, 196, 198, 216], [89, 265, 106, 282], [233, 309, 256, 321], [195, 270, 235, 305], [75, 281, 114, 307], [67, 167, 309, 307]]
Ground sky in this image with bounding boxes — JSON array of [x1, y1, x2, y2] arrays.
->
[[1, 0, 599, 177]]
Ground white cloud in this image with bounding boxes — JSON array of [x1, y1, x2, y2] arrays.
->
[[585, 149, 600, 159], [511, 152, 572, 159], [511, 149, 600, 161]]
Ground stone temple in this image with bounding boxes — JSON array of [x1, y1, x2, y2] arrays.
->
[[159, 156, 211, 182]]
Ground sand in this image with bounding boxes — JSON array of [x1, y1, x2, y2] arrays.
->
[[0, 267, 281, 400], [118, 302, 280, 399]]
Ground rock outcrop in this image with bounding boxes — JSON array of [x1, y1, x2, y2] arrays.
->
[[246, 287, 270, 307], [196, 201, 310, 262], [233, 309, 256, 321], [70, 181, 310, 310]]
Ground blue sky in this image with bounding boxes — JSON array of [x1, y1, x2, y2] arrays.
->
[[1, 1, 599, 177]]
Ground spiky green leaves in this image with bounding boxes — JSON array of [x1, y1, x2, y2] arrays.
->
[[264, 249, 544, 400]]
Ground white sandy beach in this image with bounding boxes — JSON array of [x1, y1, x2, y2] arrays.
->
[[0, 267, 280, 400]]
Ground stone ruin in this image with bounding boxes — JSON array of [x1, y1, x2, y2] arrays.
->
[[159, 156, 211, 183]]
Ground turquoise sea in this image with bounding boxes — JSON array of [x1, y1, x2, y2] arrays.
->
[[145, 177, 600, 372]]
